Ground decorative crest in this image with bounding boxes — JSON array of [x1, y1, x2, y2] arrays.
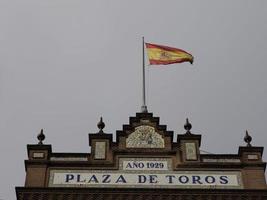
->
[[244, 130, 252, 147], [184, 118, 192, 135], [37, 129, 45, 145], [97, 117, 105, 134]]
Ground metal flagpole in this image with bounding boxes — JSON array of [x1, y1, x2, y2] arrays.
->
[[141, 37, 148, 113]]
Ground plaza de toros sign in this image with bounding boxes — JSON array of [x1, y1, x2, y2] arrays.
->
[[48, 158, 243, 189]]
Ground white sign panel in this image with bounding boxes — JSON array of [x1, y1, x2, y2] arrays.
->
[[185, 143, 197, 160], [94, 142, 106, 159], [123, 161, 168, 171], [119, 158, 172, 171], [49, 170, 242, 189]]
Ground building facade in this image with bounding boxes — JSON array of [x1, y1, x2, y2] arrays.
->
[[16, 112, 267, 199]]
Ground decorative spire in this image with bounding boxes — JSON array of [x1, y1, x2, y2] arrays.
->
[[37, 129, 45, 145], [244, 130, 252, 147], [184, 118, 192, 135], [97, 117, 105, 134]]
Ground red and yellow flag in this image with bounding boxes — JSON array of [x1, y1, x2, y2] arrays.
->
[[145, 43, 193, 65]]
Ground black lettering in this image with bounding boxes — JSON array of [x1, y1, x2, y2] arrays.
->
[[219, 176, 229, 184], [165, 175, 175, 184], [178, 175, 189, 184], [116, 175, 126, 183], [192, 176, 202, 184], [138, 175, 147, 183], [149, 175, 158, 183], [205, 176, 215, 184], [88, 175, 98, 183], [138, 163, 144, 168], [77, 174, 86, 183], [126, 163, 133, 169], [102, 175, 111, 183], [65, 174, 74, 183], [133, 162, 139, 168]]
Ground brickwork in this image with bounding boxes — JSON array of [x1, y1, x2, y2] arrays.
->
[[242, 169, 267, 189], [25, 166, 47, 187], [16, 188, 267, 200]]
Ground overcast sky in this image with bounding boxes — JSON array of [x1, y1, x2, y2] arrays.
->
[[1, 0, 267, 199]]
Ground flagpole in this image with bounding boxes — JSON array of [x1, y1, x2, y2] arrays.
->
[[141, 37, 148, 113]]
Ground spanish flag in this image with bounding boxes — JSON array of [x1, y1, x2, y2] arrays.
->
[[145, 43, 193, 65]]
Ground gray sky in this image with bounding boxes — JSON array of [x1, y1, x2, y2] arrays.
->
[[1, 0, 267, 199]]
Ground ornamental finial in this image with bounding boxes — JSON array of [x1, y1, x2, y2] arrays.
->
[[37, 129, 45, 145], [97, 117, 105, 134], [184, 118, 192, 134], [244, 130, 252, 147]]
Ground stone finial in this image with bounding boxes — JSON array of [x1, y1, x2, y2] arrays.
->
[[97, 117, 105, 134], [37, 129, 45, 145], [184, 118, 192, 134], [244, 130, 252, 147]]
